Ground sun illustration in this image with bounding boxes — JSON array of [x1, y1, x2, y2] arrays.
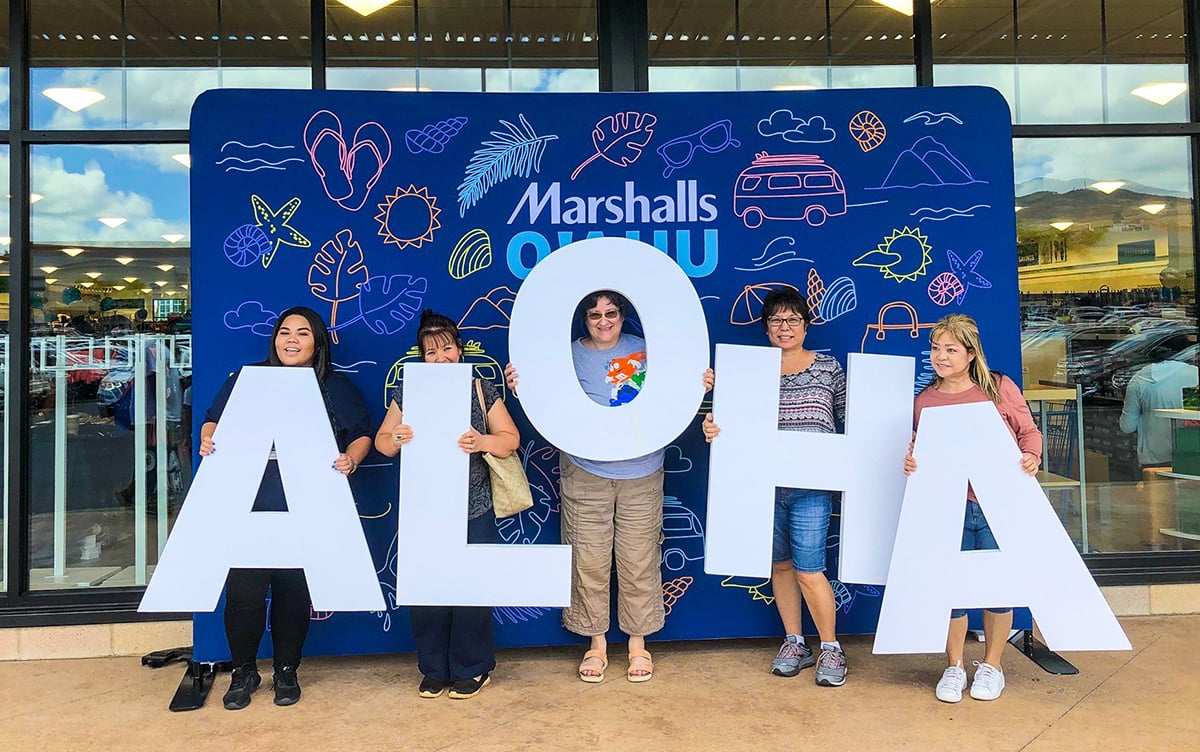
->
[[375, 185, 441, 249], [852, 227, 933, 283]]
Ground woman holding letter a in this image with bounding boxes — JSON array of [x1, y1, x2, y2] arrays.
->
[[200, 306, 373, 710], [903, 313, 1042, 703], [506, 290, 682, 683], [702, 287, 849, 688], [375, 310, 520, 700]]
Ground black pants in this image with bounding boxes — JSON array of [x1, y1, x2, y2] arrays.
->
[[224, 568, 312, 670], [409, 509, 498, 682]]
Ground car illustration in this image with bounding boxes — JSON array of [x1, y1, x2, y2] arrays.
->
[[661, 496, 705, 572], [733, 152, 848, 228]]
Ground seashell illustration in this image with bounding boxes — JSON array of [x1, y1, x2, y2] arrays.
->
[[448, 228, 492, 279], [405, 116, 468, 155], [806, 268, 826, 324], [663, 576, 694, 616], [817, 276, 857, 322]]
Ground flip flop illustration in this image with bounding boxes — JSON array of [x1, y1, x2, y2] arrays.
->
[[303, 110, 392, 211]]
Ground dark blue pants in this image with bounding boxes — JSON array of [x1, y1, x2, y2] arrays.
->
[[409, 509, 498, 681]]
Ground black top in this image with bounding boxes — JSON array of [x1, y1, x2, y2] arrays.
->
[[205, 362, 372, 512], [390, 377, 498, 520]]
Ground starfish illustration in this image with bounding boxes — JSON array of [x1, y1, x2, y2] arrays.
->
[[251, 194, 312, 268], [946, 249, 992, 304]]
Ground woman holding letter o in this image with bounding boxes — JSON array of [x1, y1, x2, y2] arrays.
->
[[903, 313, 1041, 703], [505, 290, 679, 683], [702, 287, 849, 688], [200, 306, 373, 710], [375, 309, 520, 700]]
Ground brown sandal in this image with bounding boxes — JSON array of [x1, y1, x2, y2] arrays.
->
[[578, 649, 607, 683], [627, 648, 654, 683]]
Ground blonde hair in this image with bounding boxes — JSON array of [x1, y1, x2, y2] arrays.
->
[[927, 314, 1001, 403]]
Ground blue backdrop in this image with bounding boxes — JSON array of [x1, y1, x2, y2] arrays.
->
[[190, 86, 1021, 661]]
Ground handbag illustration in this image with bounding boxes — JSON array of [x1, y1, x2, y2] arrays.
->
[[475, 379, 534, 518], [860, 301, 936, 394]]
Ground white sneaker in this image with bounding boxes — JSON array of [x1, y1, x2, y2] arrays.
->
[[935, 664, 968, 703], [969, 661, 1005, 701]]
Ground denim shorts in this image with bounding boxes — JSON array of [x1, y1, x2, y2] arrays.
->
[[950, 500, 1012, 619], [771, 488, 833, 573]]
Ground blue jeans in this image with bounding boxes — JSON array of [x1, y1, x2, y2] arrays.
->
[[771, 488, 834, 573], [950, 501, 1013, 619]]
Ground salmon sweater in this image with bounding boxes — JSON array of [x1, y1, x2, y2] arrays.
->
[[912, 373, 1043, 501]]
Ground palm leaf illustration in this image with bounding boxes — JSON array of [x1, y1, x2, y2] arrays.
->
[[308, 229, 369, 344], [457, 114, 558, 217], [571, 111, 658, 181]]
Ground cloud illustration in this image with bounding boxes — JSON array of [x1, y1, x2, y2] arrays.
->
[[757, 109, 836, 144], [224, 301, 278, 336]]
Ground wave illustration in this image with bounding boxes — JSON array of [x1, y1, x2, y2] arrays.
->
[[911, 203, 990, 223]]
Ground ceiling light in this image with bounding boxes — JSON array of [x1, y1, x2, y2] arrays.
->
[[171, 153, 191, 168], [156, 264, 175, 271], [181, 284, 189, 290], [42, 87, 106, 112], [79, 282, 94, 288], [161, 233, 185, 243], [99, 217, 127, 228], [114, 256, 134, 265], [1131, 82, 1187, 106], [1050, 221, 1074, 231], [155, 280, 169, 287], [30, 193, 45, 204], [84, 272, 102, 279], [40, 266, 58, 274], [45, 278, 57, 285], [1140, 203, 1167, 215], [123, 276, 138, 283], [61, 247, 85, 257], [873, 0, 913, 15], [112, 285, 126, 291], [1090, 181, 1125, 194], [1014, 206, 1025, 212], [166, 290, 178, 296], [336, 0, 397, 16], [141, 288, 152, 293]]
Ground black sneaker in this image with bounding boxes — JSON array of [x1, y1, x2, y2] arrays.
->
[[418, 676, 450, 698], [222, 665, 261, 710], [272, 665, 302, 706], [447, 673, 491, 699]]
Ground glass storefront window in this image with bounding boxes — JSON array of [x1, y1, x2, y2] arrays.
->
[[1, 146, 8, 593], [28, 144, 191, 589], [1015, 137, 1198, 553], [648, 1, 913, 91], [29, 1, 311, 130], [933, 1, 1188, 123], [328, 1, 598, 93]]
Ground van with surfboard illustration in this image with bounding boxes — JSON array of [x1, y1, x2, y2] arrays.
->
[[733, 152, 848, 228]]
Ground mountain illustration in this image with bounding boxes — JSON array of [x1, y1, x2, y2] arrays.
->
[[876, 136, 981, 189]]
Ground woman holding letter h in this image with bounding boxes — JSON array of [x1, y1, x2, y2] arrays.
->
[[702, 287, 849, 687], [903, 314, 1042, 703], [376, 310, 521, 700], [200, 306, 373, 710]]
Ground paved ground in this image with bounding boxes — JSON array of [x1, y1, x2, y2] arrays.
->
[[0, 615, 1195, 751]]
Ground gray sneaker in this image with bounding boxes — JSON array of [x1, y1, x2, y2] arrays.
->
[[770, 635, 815, 677], [815, 646, 847, 687]]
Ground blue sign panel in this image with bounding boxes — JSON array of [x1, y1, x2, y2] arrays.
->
[[190, 87, 1020, 661]]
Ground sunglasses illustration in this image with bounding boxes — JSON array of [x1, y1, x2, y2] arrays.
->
[[657, 119, 741, 179]]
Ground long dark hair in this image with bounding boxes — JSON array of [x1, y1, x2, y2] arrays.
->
[[415, 309, 464, 360], [267, 305, 333, 382]]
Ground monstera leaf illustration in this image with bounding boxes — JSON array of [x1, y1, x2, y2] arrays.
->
[[570, 112, 658, 180], [308, 229, 369, 343], [345, 274, 429, 336]]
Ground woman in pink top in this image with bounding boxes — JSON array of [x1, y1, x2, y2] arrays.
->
[[903, 314, 1041, 704]]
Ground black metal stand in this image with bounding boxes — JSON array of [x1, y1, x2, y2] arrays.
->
[[1009, 630, 1079, 675], [142, 646, 231, 711]]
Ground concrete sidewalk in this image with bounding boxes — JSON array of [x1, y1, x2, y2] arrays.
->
[[0, 615, 1194, 751]]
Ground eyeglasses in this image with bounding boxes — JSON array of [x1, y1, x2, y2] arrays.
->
[[657, 119, 741, 179], [587, 310, 621, 322], [766, 315, 805, 329]]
